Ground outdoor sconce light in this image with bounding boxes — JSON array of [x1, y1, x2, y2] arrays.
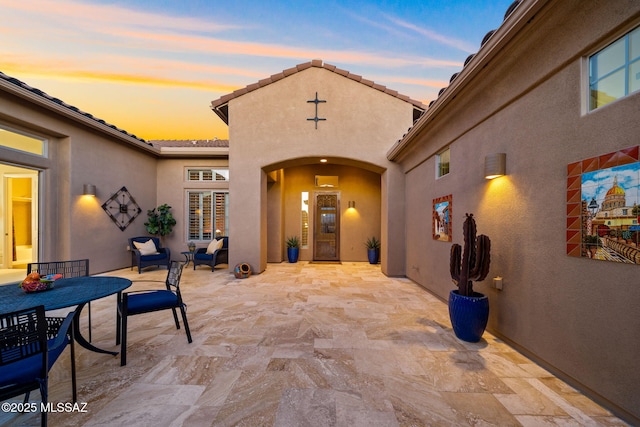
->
[[83, 184, 97, 196], [348, 201, 356, 209], [484, 153, 506, 179]]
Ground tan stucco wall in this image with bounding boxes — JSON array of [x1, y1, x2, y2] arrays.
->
[[228, 65, 415, 274], [395, 1, 640, 422], [0, 91, 158, 274], [156, 158, 229, 257]]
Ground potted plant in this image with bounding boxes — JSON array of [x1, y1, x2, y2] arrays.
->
[[449, 213, 491, 342], [286, 236, 300, 263], [365, 236, 380, 264], [145, 204, 176, 239]]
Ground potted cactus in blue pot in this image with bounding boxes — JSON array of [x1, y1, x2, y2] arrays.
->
[[365, 236, 380, 264], [286, 236, 300, 263], [449, 213, 491, 342]]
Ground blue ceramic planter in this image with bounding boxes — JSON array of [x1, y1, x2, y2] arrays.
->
[[367, 248, 379, 264], [448, 290, 489, 342], [287, 247, 299, 263]]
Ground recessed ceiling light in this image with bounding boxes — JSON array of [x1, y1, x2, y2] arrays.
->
[[320, 159, 328, 163]]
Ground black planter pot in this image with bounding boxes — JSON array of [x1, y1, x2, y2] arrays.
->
[[287, 247, 299, 263], [367, 248, 379, 264], [448, 290, 489, 342]]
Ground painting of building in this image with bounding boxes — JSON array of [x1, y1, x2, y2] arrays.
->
[[580, 157, 640, 263], [432, 195, 452, 242]]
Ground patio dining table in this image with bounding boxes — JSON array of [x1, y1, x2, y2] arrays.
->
[[0, 276, 131, 356]]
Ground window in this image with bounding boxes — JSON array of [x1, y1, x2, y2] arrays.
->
[[187, 168, 229, 181], [0, 125, 46, 156], [187, 191, 228, 241], [436, 148, 450, 178], [589, 26, 640, 110], [301, 192, 309, 248]]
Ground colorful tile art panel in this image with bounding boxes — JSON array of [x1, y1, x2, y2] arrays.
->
[[433, 194, 452, 242], [567, 145, 640, 264]]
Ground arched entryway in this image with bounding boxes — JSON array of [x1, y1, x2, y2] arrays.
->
[[263, 157, 384, 264]]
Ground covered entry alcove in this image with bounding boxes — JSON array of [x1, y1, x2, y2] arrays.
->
[[263, 157, 383, 264]]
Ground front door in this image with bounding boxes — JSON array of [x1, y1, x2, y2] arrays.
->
[[313, 192, 340, 261]]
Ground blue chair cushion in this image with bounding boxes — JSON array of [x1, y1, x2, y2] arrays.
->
[[0, 337, 68, 387], [194, 253, 213, 261], [127, 291, 179, 315], [140, 252, 168, 261]]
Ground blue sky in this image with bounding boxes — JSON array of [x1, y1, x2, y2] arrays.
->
[[1, 0, 515, 139], [582, 164, 640, 209]]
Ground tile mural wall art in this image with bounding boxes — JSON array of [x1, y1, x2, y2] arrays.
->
[[567, 145, 640, 264], [433, 195, 452, 242]]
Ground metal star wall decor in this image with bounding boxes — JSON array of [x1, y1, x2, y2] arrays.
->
[[101, 186, 142, 231]]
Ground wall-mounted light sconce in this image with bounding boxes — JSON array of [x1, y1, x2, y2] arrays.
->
[[484, 153, 506, 179], [83, 184, 97, 196], [348, 201, 356, 209]]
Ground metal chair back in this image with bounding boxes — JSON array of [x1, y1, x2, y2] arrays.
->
[[27, 259, 91, 341], [27, 259, 89, 278]]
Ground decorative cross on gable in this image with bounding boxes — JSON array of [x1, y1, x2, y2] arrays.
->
[[307, 92, 326, 129]]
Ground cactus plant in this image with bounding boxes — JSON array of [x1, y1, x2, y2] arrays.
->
[[450, 213, 491, 297]]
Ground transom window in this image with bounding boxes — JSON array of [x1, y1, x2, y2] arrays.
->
[[589, 26, 640, 110], [0, 125, 46, 156], [187, 168, 229, 181], [187, 191, 229, 241], [436, 147, 450, 178]]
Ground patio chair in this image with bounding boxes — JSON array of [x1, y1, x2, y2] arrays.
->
[[128, 236, 171, 274], [116, 260, 192, 366], [193, 236, 228, 271], [27, 259, 91, 341], [0, 305, 76, 427]]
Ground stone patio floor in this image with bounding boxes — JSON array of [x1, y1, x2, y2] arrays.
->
[[1, 262, 628, 426]]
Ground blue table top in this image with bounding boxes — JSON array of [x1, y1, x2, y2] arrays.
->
[[0, 276, 131, 313]]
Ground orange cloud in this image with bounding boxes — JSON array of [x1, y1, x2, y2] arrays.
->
[[2, 56, 242, 93], [1, 0, 241, 34]]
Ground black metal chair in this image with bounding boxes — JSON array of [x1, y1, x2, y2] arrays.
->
[[27, 260, 91, 340], [193, 236, 228, 271], [128, 237, 171, 274], [116, 261, 192, 366], [0, 305, 76, 427]]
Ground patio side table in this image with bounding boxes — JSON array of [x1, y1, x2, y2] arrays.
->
[[180, 251, 195, 266]]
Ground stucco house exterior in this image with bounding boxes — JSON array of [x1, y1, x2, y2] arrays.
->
[[210, 60, 424, 276], [0, 0, 638, 423], [386, 0, 640, 422], [0, 74, 229, 276]]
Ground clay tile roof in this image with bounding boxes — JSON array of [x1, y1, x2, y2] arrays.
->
[[0, 70, 149, 144], [210, 60, 426, 124], [149, 139, 229, 148]]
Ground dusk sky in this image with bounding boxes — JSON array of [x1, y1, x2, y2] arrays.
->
[[1, 0, 514, 140]]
